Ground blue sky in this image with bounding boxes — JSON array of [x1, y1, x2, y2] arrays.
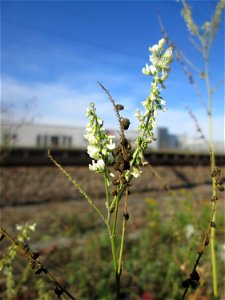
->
[[1, 0, 224, 142]]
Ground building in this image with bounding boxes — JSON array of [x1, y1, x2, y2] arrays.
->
[[1, 122, 223, 153]]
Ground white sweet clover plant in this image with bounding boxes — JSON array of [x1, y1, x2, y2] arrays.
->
[[84, 103, 115, 173], [85, 38, 173, 181], [130, 38, 173, 175]]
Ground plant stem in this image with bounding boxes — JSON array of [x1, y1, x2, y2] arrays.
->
[[118, 218, 126, 275], [0, 228, 76, 300], [107, 222, 120, 299], [205, 52, 218, 298]]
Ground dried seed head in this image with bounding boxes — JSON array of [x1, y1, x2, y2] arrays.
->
[[120, 137, 128, 147], [123, 212, 129, 220], [121, 118, 130, 130], [121, 176, 127, 184], [112, 178, 120, 185], [115, 104, 124, 111], [116, 154, 124, 164]]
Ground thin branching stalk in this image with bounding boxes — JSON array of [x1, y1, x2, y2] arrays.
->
[[48, 150, 107, 225], [0, 227, 76, 300], [179, 0, 225, 298]]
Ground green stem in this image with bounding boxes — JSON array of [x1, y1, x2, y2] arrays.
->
[[118, 218, 126, 275], [104, 172, 110, 221], [106, 222, 120, 299], [205, 54, 218, 298]]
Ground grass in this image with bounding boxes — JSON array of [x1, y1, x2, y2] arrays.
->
[[1, 187, 224, 299]]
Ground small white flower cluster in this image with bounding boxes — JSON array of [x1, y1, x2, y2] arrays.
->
[[16, 223, 36, 242], [134, 38, 173, 166], [84, 103, 115, 173]]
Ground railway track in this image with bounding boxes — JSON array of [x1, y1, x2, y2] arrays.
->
[[1, 147, 224, 166]]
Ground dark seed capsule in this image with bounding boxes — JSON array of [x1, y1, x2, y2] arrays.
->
[[112, 189, 118, 196], [119, 162, 125, 172], [31, 252, 40, 260], [123, 212, 129, 220], [217, 185, 224, 192], [120, 138, 128, 147], [121, 176, 127, 184], [35, 266, 47, 275], [109, 206, 115, 213], [204, 235, 210, 246], [211, 221, 216, 228], [55, 286, 64, 297], [35, 268, 43, 275], [115, 104, 124, 111], [211, 196, 218, 202], [123, 161, 130, 170], [190, 270, 200, 281], [29, 261, 36, 269], [116, 154, 124, 164], [121, 118, 130, 130], [216, 178, 223, 185], [190, 279, 199, 289], [0, 234, 5, 241], [112, 178, 120, 186], [181, 279, 190, 288], [24, 243, 30, 251]]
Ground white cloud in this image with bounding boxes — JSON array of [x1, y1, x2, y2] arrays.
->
[[2, 76, 224, 143]]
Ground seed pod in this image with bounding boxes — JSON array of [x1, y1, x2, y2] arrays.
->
[[123, 212, 129, 221], [120, 138, 129, 148], [190, 270, 200, 281], [115, 154, 124, 164], [118, 162, 125, 172], [182, 279, 190, 288], [0, 234, 5, 241], [210, 221, 216, 228], [217, 185, 224, 192], [30, 261, 36, 269], [55, 286, 64, 297], [112, 178, 120, 185], [31, 252, 40, 260], [211, 196, 218, 202], [121, 176, 127, 184], [123, 161, 130, 170], [204, 235, 210, 246], [190, 279, 199, 289], [111, 189, 118, 196], [24, 243, 30, 251], [35, 266, 47, 275], [123, 152, 132, 162], [121, 118, 130, 130], [109, 206, 115, 213], [216, 178, 223, 185], [115, 104, 124, 111]]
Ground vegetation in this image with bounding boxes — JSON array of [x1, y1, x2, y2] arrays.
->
[[0, 1, 224, 299]]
